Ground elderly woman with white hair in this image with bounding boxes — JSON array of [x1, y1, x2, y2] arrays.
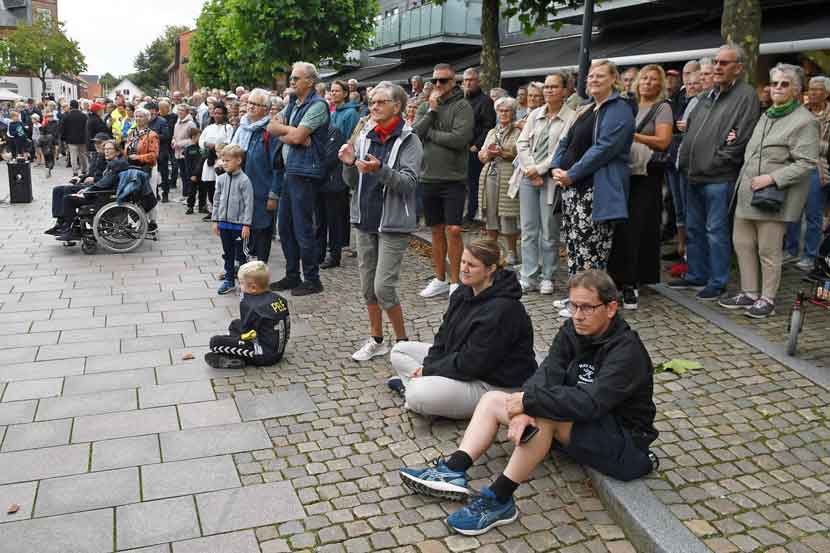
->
[[784, 75, 830, 270], [719, 63, 820, 319], [478, 96, 521, 262], [126, 107, 160, 174], [171, 103, 198, 202]]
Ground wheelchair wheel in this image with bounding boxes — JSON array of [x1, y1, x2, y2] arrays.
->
[[92, 201, 148, 253]]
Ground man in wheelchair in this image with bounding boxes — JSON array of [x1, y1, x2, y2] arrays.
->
[[51, 140, 129, 242]]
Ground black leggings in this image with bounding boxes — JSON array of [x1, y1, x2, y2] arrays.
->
[[198, 180, 215, 209]]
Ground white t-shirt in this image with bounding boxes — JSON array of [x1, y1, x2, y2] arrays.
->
[[198, 123, 234, 181]]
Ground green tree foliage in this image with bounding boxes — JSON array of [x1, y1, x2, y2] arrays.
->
[[131, 25, 191, 95], [7, 17, 86, 96], [99, 72, 118, 95], [721, 0, 762, 85], [0, 41, 11, 76], [189, 0, 378, 89]]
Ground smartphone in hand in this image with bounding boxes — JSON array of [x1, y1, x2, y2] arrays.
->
[[520, 425, 539, 444]]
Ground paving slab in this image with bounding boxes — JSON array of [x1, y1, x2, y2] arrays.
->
[[0, 508, 113, 553], [0, 400, 37, 425], [85, 349, 171, 374], [155, 362, 244, 384], [0, 480, 37, 522], [92, 434, 161, 471], [38, 340, 119, 361], [0, 331, 59, 349], [235, 389, 317, 421], [59, 325, 137, 344], [160, 421, 271, 462], [171, 530, 260, 553], [0, 357, 85, 382], [73, 406, 179, 442], [116, 496, 201, 551], [196, 481, 305, 535], [37, 388, 137, 421], [35, 467, 140, 517], [0, 443, 89, 485], [1, 418, 72, 451], [119, 546, 170, 553], [1, 378, 63, 402], [63, 368, 156, 395], [177, 398, 241, 429], [121, 335, 185, 354], [141, 454, 241, 501], [30, 316, 106, 333], [0, 346, 38, 365], [138, 380, 215, 409]]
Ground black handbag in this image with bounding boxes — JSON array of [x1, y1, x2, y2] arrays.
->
[[750, 184, 786, 212]]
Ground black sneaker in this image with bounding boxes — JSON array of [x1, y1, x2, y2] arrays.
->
[[161, 194, 170, 203], [320, 256, 340, 269], [387, 376, 406, 398], [44, 222, 65, 235], [291, 280, 324, 296], [270, 277, 302, 291], [648, 450, 660, 473], [185, 207, 194, 215], [147, 221, 158, 233], [695, 286, 724, 301], [718, 293, 756, 310], [745, 297, 775, 319], [204, 352, 246, 369], [202, 214, 212, 221], [666, 278, 705, 290], [622, 286, 638, 310]]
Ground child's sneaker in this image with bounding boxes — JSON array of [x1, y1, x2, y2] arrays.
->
[[205, 352, 246, 369], [217, 280, 235, 295], [446, 486, 518, 536], [399, 459, 470, 501]]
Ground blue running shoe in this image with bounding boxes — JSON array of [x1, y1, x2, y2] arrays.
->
[[399, 459, 470, 501], [217, 280, 235, 295], [447, 485, 518, 536]]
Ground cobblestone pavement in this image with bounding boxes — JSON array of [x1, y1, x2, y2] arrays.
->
[[0, 163, 637, 553]]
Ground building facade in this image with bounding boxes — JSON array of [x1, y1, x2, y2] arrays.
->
[[167, 30, 195, 96]]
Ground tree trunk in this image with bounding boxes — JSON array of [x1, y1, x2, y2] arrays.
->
[[479, 0, 500, 90], [721, 0, 762, 86]]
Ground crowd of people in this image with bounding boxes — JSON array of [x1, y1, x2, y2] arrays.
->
[[22, 46, 830, 535]]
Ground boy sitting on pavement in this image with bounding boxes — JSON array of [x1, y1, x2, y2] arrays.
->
[[399, 269, 658, 536], [211, 144, 253, 295], [205, 260, 291, 369]]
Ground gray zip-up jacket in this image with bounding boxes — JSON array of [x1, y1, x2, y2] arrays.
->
[[343, 124, 423, 233], [211, 169, 254, 226], [678, 80, 760, 184]]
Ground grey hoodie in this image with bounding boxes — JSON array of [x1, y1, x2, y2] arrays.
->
[[343, 123, 423, 234], [212, 169, 254, 226]]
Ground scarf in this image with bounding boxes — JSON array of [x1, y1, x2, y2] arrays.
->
[[374, 116, 401, 144], [766, 100, 798, 119], [127, 127, 151, 157], [232, 115, 270, 151]]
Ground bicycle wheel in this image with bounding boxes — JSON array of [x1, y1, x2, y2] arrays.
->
[[786, 310, 803, 356]]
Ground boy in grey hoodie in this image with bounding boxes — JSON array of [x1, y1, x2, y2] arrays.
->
[[212, 144, 254, 295]]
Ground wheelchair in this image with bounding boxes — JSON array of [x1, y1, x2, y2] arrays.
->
[[61, 189, 158, 254]]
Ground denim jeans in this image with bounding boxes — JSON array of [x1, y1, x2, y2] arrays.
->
[[784, 169, 827, 260], [519, 179, 561, 282], [278, 174, 321, 284], [685, 181, 733, 290], [218, 227, 247, 283], [666, 164, 687, 228]]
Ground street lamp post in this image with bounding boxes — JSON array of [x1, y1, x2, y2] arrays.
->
[[576, 0, 595, 99]]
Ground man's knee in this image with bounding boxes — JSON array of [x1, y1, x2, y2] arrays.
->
[[446, 225, 462, 240], [431, 224, 446, 237]]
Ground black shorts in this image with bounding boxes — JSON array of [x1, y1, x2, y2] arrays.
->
[[558, 414, 653, 482], [422, 181, 466, 227]]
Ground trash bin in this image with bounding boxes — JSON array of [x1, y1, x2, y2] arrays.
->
[[8, 160, 32, 203]]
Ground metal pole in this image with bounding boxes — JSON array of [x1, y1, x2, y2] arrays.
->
[[577, 0, 595, 98]]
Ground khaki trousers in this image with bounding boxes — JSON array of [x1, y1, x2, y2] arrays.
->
[[733, 217, 786, 300]]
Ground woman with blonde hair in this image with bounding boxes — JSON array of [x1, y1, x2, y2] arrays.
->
[[608, 63, 673, 310]]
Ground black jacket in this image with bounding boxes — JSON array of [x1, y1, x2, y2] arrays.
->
[[60, 109, 88, 145], [239, 291, 290, 361], [184, 143, 203, 183], [423, 269, 537, 388], [88, 157, 130, 191], [523, 315, 658, 443], [466, 88, 496, 150], [80, 153, 107, 182], [86, 113, 111, 151], [149, 115, 171, 146]]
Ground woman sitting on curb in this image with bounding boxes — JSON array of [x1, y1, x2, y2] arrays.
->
[[388, 239, 537, 419]]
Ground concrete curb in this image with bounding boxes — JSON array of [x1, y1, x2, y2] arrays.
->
[[410, 232, 713, 552], [588, 469, 713, 553], [650, 284, 830, 390]]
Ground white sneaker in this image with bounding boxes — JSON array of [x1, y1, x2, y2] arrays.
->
[[420, 278, 450, 298], [352, 338, 390, 361], [449, 282, 460, 296], [795, 258, 814, 271], [558, 307, 572, 318], [520, 279, 538, 292], [540, 280, 554, 295], [553, 297, 570, 309]]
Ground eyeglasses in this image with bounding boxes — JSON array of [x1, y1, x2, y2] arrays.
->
[[247, 102, 266, 108], [566, 302, 608, 316], [288, 75, 303, 82], [713, 59, 737, 67], [369, 99, 392, 107], [770, 80, 791, 89], [432, 77, 452, 85]]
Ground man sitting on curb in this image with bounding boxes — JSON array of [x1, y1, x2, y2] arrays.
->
[[399, 269, 658, 536]]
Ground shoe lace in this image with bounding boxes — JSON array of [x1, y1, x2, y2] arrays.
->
[[463, 493, 493, 515]]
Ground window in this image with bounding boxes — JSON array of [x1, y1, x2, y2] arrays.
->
[[507, 14, 522, 34]]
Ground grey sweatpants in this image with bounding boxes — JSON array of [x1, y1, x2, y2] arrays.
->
[[390, 341, 517, 420]]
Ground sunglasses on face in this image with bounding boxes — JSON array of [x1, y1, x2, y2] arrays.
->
[[432, 77, 452, 85], [771, 81, 791, 89]]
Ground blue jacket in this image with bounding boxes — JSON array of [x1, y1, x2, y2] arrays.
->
[[280, 90, 330, 180], [242, 126, 282, 230], [553, 91, 634, 223], [331, 101, 360, 140]]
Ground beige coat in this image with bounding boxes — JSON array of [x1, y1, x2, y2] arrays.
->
[[734, 105, 820, 223], [478, 123, 521, 219]]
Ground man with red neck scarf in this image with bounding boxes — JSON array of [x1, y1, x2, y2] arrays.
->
[[339, 81, 424, 363]]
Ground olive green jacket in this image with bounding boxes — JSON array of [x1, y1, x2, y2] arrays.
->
[[412, 87, 474, 184]]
